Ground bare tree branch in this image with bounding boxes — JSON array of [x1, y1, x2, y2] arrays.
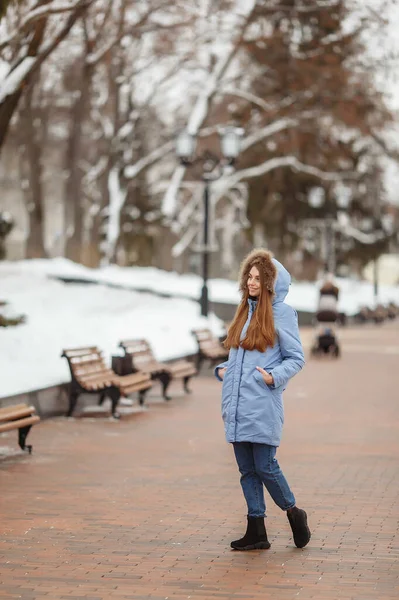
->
[[212, 155, 358, 206], [0, 0, 92, 49], [162, 1, 259, 217]]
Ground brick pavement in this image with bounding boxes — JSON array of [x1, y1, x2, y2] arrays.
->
[[1, 323, 398, 600]]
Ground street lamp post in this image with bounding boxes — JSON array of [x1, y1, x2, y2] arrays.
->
[[307, 187, 342, 275], [201, 178, 210, 316], [175, 127, 243, 317]]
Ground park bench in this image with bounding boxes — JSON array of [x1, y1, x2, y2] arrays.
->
[[0, 403, 40, 453], [119, 339, 197, 401], [191, 328, 229, 371], [61, 346, 152, 417]]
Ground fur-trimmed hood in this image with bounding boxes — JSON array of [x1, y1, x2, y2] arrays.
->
[[238, 248, 291, 304], [239, 249, 277, 294]]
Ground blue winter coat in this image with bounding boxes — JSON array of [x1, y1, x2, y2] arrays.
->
[[215, 259, 305, 446]]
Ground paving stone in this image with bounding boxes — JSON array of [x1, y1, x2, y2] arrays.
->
[[1, 323, 398, 599]]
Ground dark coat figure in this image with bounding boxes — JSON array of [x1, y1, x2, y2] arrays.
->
[[316, 278, 339, 323]]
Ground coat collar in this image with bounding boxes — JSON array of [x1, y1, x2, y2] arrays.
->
[[247, 296, 258, 310]]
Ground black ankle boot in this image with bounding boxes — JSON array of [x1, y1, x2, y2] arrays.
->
[[287, 507, 311, 548], [230, 516, 271, 550]]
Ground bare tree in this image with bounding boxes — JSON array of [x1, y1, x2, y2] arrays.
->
[[0, 0, 94, 151]]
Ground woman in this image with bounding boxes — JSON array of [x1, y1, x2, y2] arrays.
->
[[215, 249, 311, 550]]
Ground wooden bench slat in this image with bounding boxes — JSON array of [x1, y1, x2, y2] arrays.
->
[[78, 381, 113, 391], [117, 372, 152, 395], [77, 371, 114, 384], [134, 362, 165, 373], [83, 382, 111, 391], [0, 403, 30, 416], [168, 364, 197, 376], [0, 406, 36, 423], [114, 373, 151, 386], [120, 339, 151, 351], [62, 347, 99, 357], [75, 368, 114, 380], [73, 359, 104, 368], [119, 381, 152, 395], [0, 415, 40, 434]]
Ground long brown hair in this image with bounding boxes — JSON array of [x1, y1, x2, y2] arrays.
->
[[224, 249, 277, 352]]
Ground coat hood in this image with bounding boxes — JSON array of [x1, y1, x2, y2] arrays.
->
[[272, 258, 291, 304], [238, 248, 277, 295], [238, 248, 292, 303]]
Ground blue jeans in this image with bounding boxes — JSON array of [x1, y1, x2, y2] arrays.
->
[[233, 442, 296, 518]]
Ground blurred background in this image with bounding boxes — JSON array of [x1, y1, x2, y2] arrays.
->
[[1, 0, 399, 404], [1, 0, 399, 279]]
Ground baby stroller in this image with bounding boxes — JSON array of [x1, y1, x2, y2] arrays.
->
[[310, 326, 340, 358]]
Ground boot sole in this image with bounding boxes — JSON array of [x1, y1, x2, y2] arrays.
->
[[290, 510, 311, 548], [230, 541, 271, 551], [294, 527, 311, 549]]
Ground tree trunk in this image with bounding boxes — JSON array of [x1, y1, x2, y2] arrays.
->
[[0, 91, 23, 151], [83, 159, 111, 267], [64, 59, 93, 263], [21, 79, 48, 259]]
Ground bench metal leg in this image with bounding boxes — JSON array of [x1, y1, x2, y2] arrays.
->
[[108, 387, 121, 418], [183, 376, 192, 394], [158, 372, 172, 401], [18, 425, 33, 453], [67, 389, 79, 417], [196, 353, 203, 372], [138, 389, 148, 406], [98, 391, 106, 405]]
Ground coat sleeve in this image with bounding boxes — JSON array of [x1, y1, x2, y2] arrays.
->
[[269, 306, 305, 389], [214, 361, 228, 382]]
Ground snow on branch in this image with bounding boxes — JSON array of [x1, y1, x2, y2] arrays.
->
[[0, 0, 92, 96], [162, 1, 257, 217], [0, 0, 93, 49], [270, 1, 341, 13], [335, 213, 387, 244], [0, 57, 35, 102], [212, 156, 357, 203], [124, 140, 175, 180], [87, 35, 124, 66], [218, 87, 274, 112], [172, 184, 203, 231], [186, 45, 242, 136], [240, 118, 299, 153], [161, 42, 241, 216], [171, 224, 201, 258]]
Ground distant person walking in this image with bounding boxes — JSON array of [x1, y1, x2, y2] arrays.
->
[[215, 249, 311, 550], [316, 274, 340, 324]]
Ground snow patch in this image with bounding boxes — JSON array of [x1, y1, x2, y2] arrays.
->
[[0, 57, 35, 103]]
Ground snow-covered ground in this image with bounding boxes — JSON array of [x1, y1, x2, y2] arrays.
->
[[1, 259, 398, 398], [0, 261, 224, 398], [6, 257, 399, 314]]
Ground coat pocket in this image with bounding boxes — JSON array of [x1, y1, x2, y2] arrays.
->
[[253, 368, 274, 391]]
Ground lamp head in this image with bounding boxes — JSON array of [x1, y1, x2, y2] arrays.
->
[[219, 126, 244, 164], [176, 131, 196, 165]]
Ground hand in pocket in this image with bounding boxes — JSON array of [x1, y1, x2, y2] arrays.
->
[[218, 367, 227, 380], [256, 366, 274, 386]]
